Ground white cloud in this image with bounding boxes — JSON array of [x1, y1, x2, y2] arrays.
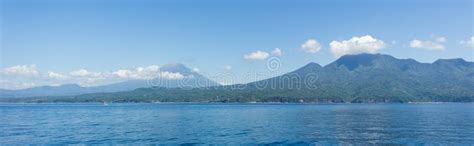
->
[[244, 50, 269, 60], [111, 65, 192, 80], [145, 65, 160, 72], [468, 37, 474, 48], [47, 71, 69, 80], [460, 36, 474, 48], [410, 40, 444, 50], [0, 64, 39, 77], [1, 63, 194, 89], [409, 36, 447, 50], [68, 69, 107, 86], [271, 48, 283, 56], [69, 69, 102, 78], [192, 67, 200, 72], [224, 65, 232, 70], [435, 37, 447, 43], [159, 71, 184, 80], [113, 69, 132, 78], [410, 39, 445, 50], [132, 66, 157, 79], [329, 35, 385, 57], [112, 65, 162, 80], [301, 39, 321, 53]]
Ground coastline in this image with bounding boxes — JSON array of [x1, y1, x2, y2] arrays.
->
[[0, 101, 472, 105]]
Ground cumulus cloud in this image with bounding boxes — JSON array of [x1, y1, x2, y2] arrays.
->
[[48, 71, 69, 80], [409, 36, 447, 50], [0, 64, 39, 77], [158, 71, 185, 80], [271, 48, 283, 56], [68, 69, 107, 85], [70, 65, 186, 81], [410, 40, 444, 50], [112, 65, 164, 80], [69, 69, 102, 78], [301, 39, 321, 53], [460, 36, 474, 48], [113, 69, 132, 78], [0, 64, 194, 89], [244, 50, 269, 60], [329, 35, 385, 57], [468, 37, 474, 48]]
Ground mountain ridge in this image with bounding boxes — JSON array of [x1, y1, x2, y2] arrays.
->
[[1, 53, 473, 103]]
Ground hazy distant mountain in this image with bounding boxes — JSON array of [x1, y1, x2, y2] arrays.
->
[[0, 84, 86, 98], [0, 63, 220, 98]]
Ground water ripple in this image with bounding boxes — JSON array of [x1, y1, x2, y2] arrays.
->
[[0, 103, 472, 144]]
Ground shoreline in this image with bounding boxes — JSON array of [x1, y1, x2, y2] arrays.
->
[[0, 101, 472, 105]]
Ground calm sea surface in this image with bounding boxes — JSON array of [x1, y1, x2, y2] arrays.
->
[[0, 103, 473, 144]]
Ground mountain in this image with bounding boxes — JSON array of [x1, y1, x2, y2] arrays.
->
[[0, 84, 85, 98], [0, 63, 220, 98], [2, 53, 473, 103], [244, 54, 474, 102]]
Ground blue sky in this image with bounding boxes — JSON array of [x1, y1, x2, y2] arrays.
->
[[1, 0, 473, 89]]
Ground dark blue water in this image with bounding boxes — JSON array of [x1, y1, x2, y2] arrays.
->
[[0, 103, 473, 144]]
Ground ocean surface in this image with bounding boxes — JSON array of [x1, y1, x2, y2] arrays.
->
[[0, 103, 473, 144]]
